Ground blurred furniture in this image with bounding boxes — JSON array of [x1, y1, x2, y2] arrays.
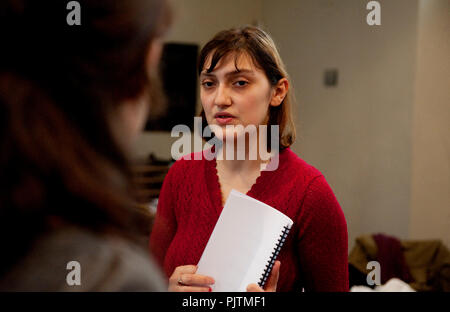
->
[[131, 154, 173, 236], [349, 233, 450, 291]]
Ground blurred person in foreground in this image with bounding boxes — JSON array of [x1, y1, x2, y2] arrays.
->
[[0, 0, 172, 291]]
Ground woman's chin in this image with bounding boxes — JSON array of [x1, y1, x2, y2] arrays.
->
[[208, 122, 257, 145], [214, 130, 249, 144]]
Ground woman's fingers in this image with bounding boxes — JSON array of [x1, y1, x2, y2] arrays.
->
[[246, 283, 264, 292], [264, 261, 280, 292], [169, 265, 215, 292], [178, 285, 212, 292], [246, 261, 281, 292], [173, 265, 197, 275], [179, 273, 215, 286]]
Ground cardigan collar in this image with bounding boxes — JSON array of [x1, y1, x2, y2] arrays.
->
[[203, 147, 292, 212]]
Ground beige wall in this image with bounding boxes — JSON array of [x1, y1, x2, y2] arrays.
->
[[262, 0, 419, 250], [409, 0, 450, 248]]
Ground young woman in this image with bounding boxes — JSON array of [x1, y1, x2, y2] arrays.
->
[[0, 0, 171, 291], [150, 26, 349, 292]]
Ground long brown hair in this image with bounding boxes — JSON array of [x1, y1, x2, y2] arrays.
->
[[198, 26, 296, 149], [0, 0, 172, 276]]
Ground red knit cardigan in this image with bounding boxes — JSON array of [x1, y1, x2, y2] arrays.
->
[[149, 148, 349, 291]]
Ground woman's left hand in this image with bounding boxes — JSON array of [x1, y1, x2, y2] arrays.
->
[[246, 261, 280, 292]]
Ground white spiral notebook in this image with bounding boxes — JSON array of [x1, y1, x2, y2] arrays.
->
[[196, 189, 293, 292]]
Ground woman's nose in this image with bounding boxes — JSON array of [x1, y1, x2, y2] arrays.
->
[[214, 84, 232, 107]]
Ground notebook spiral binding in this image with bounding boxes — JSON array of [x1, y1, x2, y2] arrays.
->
[[258, 224, 291, 288]]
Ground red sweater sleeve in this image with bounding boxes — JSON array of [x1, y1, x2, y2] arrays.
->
[[149, 161, 179, 271], [296, 175, 349, 291]]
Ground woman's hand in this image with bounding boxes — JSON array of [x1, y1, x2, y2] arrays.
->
[[168, 265, 215, 292], [246, 261, 281, 292]]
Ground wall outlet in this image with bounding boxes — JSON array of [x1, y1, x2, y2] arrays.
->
[[324, 69, 338, 87]]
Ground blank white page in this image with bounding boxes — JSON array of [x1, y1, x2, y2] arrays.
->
[[196, 189, 293, 292]]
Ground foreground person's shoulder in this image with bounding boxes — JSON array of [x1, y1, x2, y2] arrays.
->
[[0, 226, 167, 292]]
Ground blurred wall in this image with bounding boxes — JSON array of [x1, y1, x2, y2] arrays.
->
[[262, 0, 419, 250], [409, 0, 450, 248]]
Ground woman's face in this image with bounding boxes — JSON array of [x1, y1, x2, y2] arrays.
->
[[200, 52, 275, 141]]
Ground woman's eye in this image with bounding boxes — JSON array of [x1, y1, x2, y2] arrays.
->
[[234, 80, 248, 87], [202, 81, 214, 88]]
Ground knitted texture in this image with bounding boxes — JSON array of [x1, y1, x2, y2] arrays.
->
[[149, 148, 349, 291]]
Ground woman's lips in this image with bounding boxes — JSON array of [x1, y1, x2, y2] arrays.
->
[[215, 116, 234, 125], [214, 113, 235, 125]]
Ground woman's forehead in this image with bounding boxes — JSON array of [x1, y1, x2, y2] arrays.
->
[[202, 51, 260, 74]]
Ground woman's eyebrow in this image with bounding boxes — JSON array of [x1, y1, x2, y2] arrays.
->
[[200, 72, 215, 79], [225, 69, 254, 77], [200, 69, 255, 79]]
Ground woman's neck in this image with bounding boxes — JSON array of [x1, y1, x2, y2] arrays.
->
[[215, 140, 270, 174]]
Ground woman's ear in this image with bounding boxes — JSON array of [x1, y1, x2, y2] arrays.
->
[[270, 78, 289, 107]]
